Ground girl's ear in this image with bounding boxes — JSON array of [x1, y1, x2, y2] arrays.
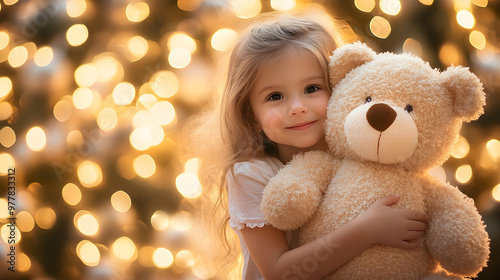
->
[[329, 42, 376, 87], [441, 66, 486, 122]]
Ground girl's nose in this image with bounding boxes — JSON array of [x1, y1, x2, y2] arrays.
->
[[289, 98, 308, 116]]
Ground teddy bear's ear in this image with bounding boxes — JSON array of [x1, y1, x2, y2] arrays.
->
[[441, 66, 486, 122], [329, 42, 376, 87]]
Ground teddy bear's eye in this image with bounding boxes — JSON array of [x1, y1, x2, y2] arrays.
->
[[365, 96, 372, 103], [405, 104, 413, 113]]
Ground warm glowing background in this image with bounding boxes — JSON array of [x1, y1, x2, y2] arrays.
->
[[0, 0, 499, 279]]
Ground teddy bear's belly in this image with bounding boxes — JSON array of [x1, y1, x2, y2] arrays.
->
[[299, 163, 435, 279]]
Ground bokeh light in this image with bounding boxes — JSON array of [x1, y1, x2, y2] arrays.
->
[[112, 236, 137, 261], [66, 24, 89, 46], [66, 0, 87, 18], [355, 0, 376, 12], [0, 76, 13, 100], [176, 172, 202, 199], [153, 248, 174, 268], [451, 136, 470, 159], [270, 0, 296, 11], [26, 126, 46, 152], [168, 33, 197, 54], [456, 10, 475, 29], [231, 0, 261, 18], [62, 183, 83, 206], [455, 164, 473, 184], [211, 28, 238, 52], [113, 82, 136, 106], [72, 87, 94, 110], [1, 223, 21, 244], [17, 211, 35, 232], [380, 0, 401, 16], [97, 108, 118, 131], [370, 16, 392, 39], [0, 126, 16, 148], [35, 207, 57, 230], [111, 190, 132, 212], [77, 240, 100, 266], [168, 48, 191, 69], [75, 64, 98, 88], [34, 46, 54, 67], [126, 2, 150, 22], [469, 30, 486, 49], [74, 210, 99, 236], [77, 161, 103, 188], [0, 153, 15, 175], [8, 45, 28, 68], [150, 71, 179, 98], [133, 154, 156, 178], [151, 210, 169, 231]]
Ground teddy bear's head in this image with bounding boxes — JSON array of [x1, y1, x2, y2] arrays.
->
[[325, 43, 485, 171]]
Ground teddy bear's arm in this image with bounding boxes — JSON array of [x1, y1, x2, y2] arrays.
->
[[260, 150, 338, 231], [423, 179, 490, 277]]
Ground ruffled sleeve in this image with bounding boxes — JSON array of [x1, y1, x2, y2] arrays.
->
[[227, 157, 284, 231]]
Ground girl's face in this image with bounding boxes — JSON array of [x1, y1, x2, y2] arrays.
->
[[250, 47, 330, 151]]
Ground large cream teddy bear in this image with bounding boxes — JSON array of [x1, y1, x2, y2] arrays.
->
[[261, 42, 490, 279]]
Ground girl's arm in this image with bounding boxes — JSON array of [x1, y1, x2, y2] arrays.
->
[[242, 194, 427, 280]]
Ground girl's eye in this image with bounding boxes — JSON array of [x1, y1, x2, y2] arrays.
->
[[266, 93, 283, 101], [365, 96, 372, 103], [305, 85, 320, 94], [405, 104, 413, 113]]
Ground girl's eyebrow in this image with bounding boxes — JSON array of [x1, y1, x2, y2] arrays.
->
[[256, 75, 325, 96]]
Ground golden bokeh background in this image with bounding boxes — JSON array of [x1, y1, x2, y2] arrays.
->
[[0, 0, 499, 279]]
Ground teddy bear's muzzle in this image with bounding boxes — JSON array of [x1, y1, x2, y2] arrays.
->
[[344, 102, 418, 164]]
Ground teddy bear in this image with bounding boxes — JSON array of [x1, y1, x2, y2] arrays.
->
[[260, 42, 490, 279]]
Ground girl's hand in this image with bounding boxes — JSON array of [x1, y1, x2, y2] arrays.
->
[[358, 194, 427, 249]]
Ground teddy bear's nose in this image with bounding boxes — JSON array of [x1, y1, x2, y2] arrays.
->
[[366, 103, 397, 132]]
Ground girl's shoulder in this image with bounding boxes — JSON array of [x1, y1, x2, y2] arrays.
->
[[232, 156, 284, 175], [227, 156, 284, 189]]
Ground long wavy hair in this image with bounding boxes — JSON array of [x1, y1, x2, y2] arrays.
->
[[182, 7, 357, 277]]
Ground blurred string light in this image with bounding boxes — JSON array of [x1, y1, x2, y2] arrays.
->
[[66, 0, 87, 18], [379, 0, 401, 16], [370, 16, 391, 39], [112, 236, 137, 261], [455, 164, 473, 184], [151, 210, 169, 231], [126, 2, 150, 22], [153, 247, 174, 268], [77, 240, 100, 266], [62, 183, 83, 206], [211, 28, 238, 52], [66, 24, 89, 47], [77, 160, 103, 188], [231, 0, 261, 19], [8, 45, 28, 68], [0, 126, 16, 148], [451, 136, 470, 159], [0, 153, 15, 175], [35, 207, 57, 230], [355, 0, 375, 13], [74, 210, 99, 236], [111, 190, 132, 212], [34, 46, 54, 67], [270, 0, 296, 11], [26, 126, 46, 152]]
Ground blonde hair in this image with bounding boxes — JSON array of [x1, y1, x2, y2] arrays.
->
[[182, 7, 357, 277]]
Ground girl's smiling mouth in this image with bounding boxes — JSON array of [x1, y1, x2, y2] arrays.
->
[[285, 120, 317, 130]]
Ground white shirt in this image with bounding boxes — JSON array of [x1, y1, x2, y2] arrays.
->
[[227, 157, 299, 280]]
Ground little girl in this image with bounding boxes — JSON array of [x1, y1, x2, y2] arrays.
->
[[191, 9, 427, 280]]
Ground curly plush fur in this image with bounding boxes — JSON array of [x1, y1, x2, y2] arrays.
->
[[261, 42, 490, 279]]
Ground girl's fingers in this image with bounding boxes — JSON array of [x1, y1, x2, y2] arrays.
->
[[376, 194, 400, 206], [403, 230, 425, 241], [396, 240, 422, 250], [402, 209, 428, 221]]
